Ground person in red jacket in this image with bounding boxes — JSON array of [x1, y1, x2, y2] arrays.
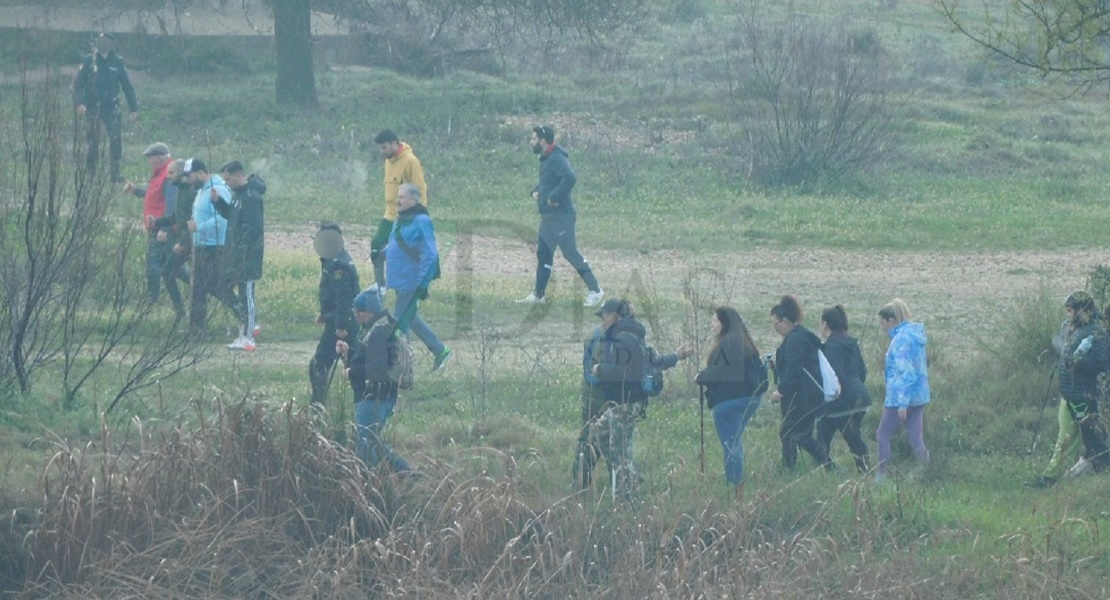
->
[[124, 142, 177, 305]]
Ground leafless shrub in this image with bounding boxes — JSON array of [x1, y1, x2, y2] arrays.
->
[[0, 68, 207, 411], [724, 0, 906, 190]]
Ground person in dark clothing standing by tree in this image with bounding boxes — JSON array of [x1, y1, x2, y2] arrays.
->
[[517, 124, 604, 308], [310, 223, 360, 405], [769, 295, 834, 471], [218, 161, 266, 352], [817, 305, 872, 474], [73, 33, 138, 182]]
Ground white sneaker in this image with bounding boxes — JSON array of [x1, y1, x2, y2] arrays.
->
[[516, 292, 545, 304], [252, 323, 262, 338], [1064, 457, 1093, 480], [227, 336, 257, 352], [583, 289, 605, 307]]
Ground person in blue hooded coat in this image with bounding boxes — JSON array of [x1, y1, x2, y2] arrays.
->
[[876, 298, 931, 481]]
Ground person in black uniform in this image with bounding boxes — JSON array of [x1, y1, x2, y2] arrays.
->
[[73, 33, 139, 182], [310, 223, 360, 405]]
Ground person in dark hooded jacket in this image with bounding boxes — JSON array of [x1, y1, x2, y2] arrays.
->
[[1052, 291, 1110, 479], [516, 124, 604, 308], [573, 300, 692, 489], [218, 161, 266, 350], [817, 305, 872, 474], [769, 295, 834, 471], [580, 298, 688, 499]]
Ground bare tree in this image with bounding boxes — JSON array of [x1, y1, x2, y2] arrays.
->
[[726, 1, 903, 189], [0, 70, 208, 410], [939, 0, 1110, 92]]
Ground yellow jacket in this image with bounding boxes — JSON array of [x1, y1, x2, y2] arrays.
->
[[382, 143, 428, 220]]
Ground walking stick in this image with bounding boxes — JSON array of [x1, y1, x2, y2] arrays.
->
[[1027, 364, 1058, 456], [699, 384, 706, 475]]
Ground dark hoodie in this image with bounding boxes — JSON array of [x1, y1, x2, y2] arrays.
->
[[596, 315, 648, 404], [1059, 315, 1110, 403], [821, 332, 871, 416], [696, 335, 766, 408], [217, 175, 267, 281], [775, 324, 825, 409], [533, 144, 576, 216]]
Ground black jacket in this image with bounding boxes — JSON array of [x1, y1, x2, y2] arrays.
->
[[821, 332, 871, 415], [774, 325, 824, 409], [1059, 319, 1110, 403], [218, 175, 266, 281], [533, 145, 576, 216], [596, 316, 648, 404], [72, 51, 138, 113], [347, 311, 400, 401], [319, 250, 360, 334], [696, 335, 765, 408]]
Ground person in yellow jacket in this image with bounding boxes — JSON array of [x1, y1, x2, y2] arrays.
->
[[370, 129, 428, 288]]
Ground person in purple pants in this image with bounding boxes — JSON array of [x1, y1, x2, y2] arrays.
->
[[876, 298, 931, 482]]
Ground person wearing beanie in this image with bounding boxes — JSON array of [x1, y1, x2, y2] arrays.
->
[[336, 289, 411, 472], [309, 222, 360, 404]]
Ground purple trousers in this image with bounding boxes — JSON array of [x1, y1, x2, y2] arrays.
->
[[876, 405, 929, 475]]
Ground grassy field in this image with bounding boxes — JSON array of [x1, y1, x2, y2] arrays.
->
[[2, 0, 1110, 597]]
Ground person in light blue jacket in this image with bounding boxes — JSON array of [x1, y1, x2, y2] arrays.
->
[[184, 158, 235, 331], [876, 298, 930, 481], [385, 183, 451, 372]]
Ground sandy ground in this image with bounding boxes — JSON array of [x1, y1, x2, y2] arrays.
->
[[248, 227, 1099, 374]]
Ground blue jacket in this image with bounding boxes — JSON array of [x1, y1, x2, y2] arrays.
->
[[191, 175, 231, 247], [385, 205, 438, 292], [883, 321, 931, 409], [533, 145, 576, 216]]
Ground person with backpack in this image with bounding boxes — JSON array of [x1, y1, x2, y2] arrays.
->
[[386, 183, 452, 372], [876, 298, 931, 482], [337, 289, 411, 472], [817, 305, 872, 474], [581, 297, 692, 496], [769, 295, 835, 471], [695, 306, 767, 491]]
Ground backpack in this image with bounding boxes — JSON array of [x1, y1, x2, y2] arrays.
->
[[388, 332, 415, 390], [365, 317, 414, 390], [804, 349, 841, 402], [641, 345, 664, 397]]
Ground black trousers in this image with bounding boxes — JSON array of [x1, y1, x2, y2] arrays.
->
[[779, 396, 830, 469], [816, 410, 870, 473], [1065, 395, 1110, 470], [85, 102, 123, 178], [189, 246, 238, 330]]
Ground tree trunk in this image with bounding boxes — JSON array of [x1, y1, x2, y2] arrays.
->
[[274, 0, 318, 108]]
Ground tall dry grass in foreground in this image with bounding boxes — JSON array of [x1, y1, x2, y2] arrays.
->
[[6, 396, 1104, 599]]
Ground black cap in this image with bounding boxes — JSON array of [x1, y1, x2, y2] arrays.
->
[[595, 298, 627, 317]]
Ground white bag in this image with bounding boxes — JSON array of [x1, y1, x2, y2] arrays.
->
[[804, 349, 841, 402]]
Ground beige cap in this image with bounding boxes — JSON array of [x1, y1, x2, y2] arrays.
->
[[142, 142, 170, 157]]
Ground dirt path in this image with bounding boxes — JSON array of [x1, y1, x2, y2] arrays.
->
[[247, 228, 1100, 373]]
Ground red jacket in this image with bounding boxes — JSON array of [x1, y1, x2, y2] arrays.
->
[[142, 162, 169, 230]]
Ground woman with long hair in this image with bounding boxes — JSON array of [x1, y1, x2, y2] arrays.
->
[[769, 295, 833, 470], [876, 298, 931, 481], [696, 307, 767, 488]]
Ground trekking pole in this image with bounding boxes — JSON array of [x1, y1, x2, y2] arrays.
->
[[699, 384, 706, 475], [1027, 364, 1058, 456]]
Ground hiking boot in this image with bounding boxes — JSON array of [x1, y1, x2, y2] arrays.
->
[[1023, 475, 1056, 489], [584, 289, 605, 307], [1064, 457, 1093, 480], [516, 292, 545, 305], [432, 346, 453, 372]]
